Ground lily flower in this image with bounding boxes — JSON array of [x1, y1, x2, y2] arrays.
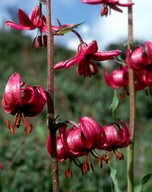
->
[[6, 6, 47, 32], [47, 116, 106, 176], [54, 40, 120, 77], [2, 73, 47, 134], [47, 117, 105, 159], [129, 41, 152, 70], [102, 66, 129, 89], [81, 0, 134, 16], [125, 49, 147, 91], [103, 66, 147, 91], [6, 6, 77, 48], [99, 121, 130, 160]]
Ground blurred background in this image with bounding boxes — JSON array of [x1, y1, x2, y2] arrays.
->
[[0, 0, 152, 191]]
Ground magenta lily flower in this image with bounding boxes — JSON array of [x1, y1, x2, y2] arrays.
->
[[98, 121, 130, 160], [103, 66, 147, 91], [47, 116, 106, 176], [81, 0, 134, 16], [6, 6, 81, 34], [54, 40, 120, 77], [6, 6, 47, 32], [129, 41, 152, 70], [102, 66, 129, 89], [125, 49, 147, 91], [2, 73, 47, 134]]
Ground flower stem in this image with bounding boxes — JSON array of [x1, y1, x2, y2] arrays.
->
[[127, 1, 135, 192], [46, 0, 59, 191]]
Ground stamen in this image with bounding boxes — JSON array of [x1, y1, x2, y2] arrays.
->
[[29, 124, 33, 133], [24, 127, 27, 135], [6, 120, 11, 129], [6, 112, 33, 135], [10, 125, 15, 135], [63, 160, 73, 178], [114, 150, 124, 160], [15, 113, 21, 128]]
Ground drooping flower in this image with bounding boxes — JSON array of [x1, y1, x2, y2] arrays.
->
[[81, 0, 134, 16], [125, 49, 147, 91], [6, 6, 78, 48], [47, 117, 105, 160], [2, 73, 47, 134], [103, 66, 147, 91], [54, 40, 120, 77], [98, 121, 130, 160], [47, 116, 106, 176], [128, 41, 152, 70], [102, 66, 129, 89]]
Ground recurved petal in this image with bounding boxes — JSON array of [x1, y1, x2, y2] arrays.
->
[[84, 41, 98, 55], [47, 135, 70, 161], [119, 121, 130, 147], [6, 21, 33, 30], [54, 54, 84, 69], [18, 9, 35, 28], [79, 116, 105, 149], [102, 70, 121, 89], [29, 6, 41, 26], [21, 85, 47, 117], [2, 73, 22, 114], [92, 50, 120, 61], [81, 0, 104, 4], [144, 41, 152, 64]]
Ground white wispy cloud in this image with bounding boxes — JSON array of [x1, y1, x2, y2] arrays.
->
[[65, 0, 152, 50]]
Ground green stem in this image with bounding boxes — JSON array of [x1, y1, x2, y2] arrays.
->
[[127, 1, 135, 192], [46, 0, 59, 191]]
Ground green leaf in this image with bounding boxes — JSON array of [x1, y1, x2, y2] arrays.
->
[[55, 22, 84, 35], [110, 165, 122, 192], [110, 90, 119, 115], [141, 173, 152, 185], [134, 173, 152, 192]]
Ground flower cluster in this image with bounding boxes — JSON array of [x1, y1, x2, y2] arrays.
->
[[103, 41, 152, 95], [47, 116, 130, 177], [2, 73, 47, 135], [81, 0, 134, 16]]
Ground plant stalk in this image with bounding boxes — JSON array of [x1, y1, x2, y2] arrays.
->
[[127, 1, 135, 192], [46, 0, 59, 191]]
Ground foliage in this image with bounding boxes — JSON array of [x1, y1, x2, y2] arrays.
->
[[0, 29, 152, 191]]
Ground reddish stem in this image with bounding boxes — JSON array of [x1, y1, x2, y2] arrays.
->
[[127, 1, 135, 192], [46, 0, 59, 191]]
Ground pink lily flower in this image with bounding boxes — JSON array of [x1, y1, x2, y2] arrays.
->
[[98, 121, 130, 160], [103, 66, 147, 91], [102, 66, 129, 89], [129, 41, 152, 70], [6, 6, 47, 32], [125, 49, 147, 91], [47, 116, 106, 176], [101, 121, 130, 150], [2, 73, 47, 134], [54, 40, 120, 77], [81, 0, 134, 16], [53, 117, 105, 158], [6, 6, 80, 35]]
